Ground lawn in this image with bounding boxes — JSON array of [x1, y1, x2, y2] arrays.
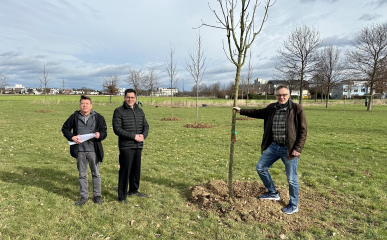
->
[[0, 95, 386, 239]]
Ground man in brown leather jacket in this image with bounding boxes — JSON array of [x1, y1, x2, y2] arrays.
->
[[233, 85, 307, 214]]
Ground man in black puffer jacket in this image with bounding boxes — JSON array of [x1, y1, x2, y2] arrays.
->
[[113, 89, 149, 203]]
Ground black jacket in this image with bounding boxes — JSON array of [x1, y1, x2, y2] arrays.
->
[[112, 102, 149, 149], [62, 110, 107, 162], [240, 99, 307, 160]]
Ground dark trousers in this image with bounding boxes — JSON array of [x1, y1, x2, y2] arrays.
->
[[118, 148, 142, 201]]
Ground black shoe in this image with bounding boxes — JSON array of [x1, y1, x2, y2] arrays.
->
[[93, 196, 103, 204], [75, 197, 88, 206], [118, 199, 127, 204], [129, 191, 147, 197]]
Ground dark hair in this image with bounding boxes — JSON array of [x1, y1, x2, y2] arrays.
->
[[125, 88, 136, 96], [275, 85, 289, 93], [80, 95, 92, 104]]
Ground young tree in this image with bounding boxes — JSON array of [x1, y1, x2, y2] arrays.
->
[[245, 50, 254, 106], [317, 45, 345, 108], [186, 33, 207, 125], [200, 0, 275, 200], [164, 44, 179, 118], [39, 64, 50, 110], [127, 68, 144, 101], [0, 72, 8, 93], [275, 25, 322, 105], [103, 75, 119, 103], [144, 68, 161, 104], [346, 22, 387, 111]]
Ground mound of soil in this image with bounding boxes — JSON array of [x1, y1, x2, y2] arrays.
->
[[236, 117, 255, 121], [184, 123, 214, 128], [35, 110, 54, 113], [161, 117, 181, 121], [188, 180, 336, 232]]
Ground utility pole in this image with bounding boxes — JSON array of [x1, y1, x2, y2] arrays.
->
[[62, 79, 65, 94]]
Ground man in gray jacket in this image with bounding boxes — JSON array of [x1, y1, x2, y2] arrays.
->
[[113, 89, 149, 203], [62, 95, 107, 206], [233, 85, 307, 214]]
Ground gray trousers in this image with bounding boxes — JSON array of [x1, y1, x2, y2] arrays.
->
[[77, 152, 101, 198]]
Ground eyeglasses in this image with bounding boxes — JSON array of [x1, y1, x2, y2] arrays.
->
[[125, 97, 136, 99], [275, 94, 288, 97]]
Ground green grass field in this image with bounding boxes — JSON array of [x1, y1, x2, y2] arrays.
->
[[0, 95, 386, 239]]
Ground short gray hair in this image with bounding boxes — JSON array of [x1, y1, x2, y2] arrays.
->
[[80, 95, 92, 104], [275, 85, 289, 93]]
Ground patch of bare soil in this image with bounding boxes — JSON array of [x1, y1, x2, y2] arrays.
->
[[188, 180, 338, 232], [184, 123, 214, 128], [35, 110, 54, 113], [161, 117, 181, 121], [236, 117, 255, 121]]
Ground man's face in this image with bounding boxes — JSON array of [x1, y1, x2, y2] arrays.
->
[[125, 92, 136, 107], [79, 99, 92, 115], [275, 88, 290, 105]]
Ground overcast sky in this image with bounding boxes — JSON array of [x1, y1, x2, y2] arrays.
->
[[1, 0, 386, 91]]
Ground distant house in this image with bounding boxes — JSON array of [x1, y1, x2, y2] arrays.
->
[[152, 87, 178, 97], [331, 80, 369, 99], [89, 90, 99, 95], [5, 84, 26, 94], [116, 88, 126, 96], [50, 88, 60, 95]]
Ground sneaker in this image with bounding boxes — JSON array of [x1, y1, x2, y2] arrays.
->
[[75, 197, 88, 206], [282, 204, 299, 215], [93, 196, 103, 204], [128, 191, 147, 197], [258, 191, 281, 201]]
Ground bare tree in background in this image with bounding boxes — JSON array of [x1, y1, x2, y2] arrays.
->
[[144, 68, 161, 104], [186, 33, 207, 125], [346, 22, 387, 111], [309, 70, 325, 102], [240, 75, 247, 100], [164, 44, 179, 118], [316, 45, 345, 108], [275, 25, 322, 105], [200, 0, 275, 200], [245, 50, 254, 106], [103, 75, 119, 103], [374, 59, 387, 98], [127, 68, 144, 102], [39, 64, 51, 110], [0, 72, 8, 93]]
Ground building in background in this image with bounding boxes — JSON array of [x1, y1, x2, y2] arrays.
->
[[152, 87, 178, 97]]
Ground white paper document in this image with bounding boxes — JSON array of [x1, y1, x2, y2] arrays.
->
[[68, 133, 95, 145]]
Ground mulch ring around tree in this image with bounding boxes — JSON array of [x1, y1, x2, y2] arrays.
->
[[161, 117, 181, 121], [35, 110, 54, 113], [188, 180, 340, 232], [184, 123, 214, 128], [236, 116, 255, 121]]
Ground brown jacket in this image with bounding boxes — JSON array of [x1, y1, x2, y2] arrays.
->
[[240, 100, 307, 160]]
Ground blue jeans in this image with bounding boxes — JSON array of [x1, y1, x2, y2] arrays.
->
[[256, 142, 299, 206]]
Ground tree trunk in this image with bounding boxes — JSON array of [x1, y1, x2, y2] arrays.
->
[[196, 83, 198, 125], [171, 87, 173, 118], [228, 62, 242, 201], [299, 74, 304, 105], [246, 89, 249, 107], [325, 86, 330, 108], [110, 95, 112, 103], [367, 82, 374, 111]]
